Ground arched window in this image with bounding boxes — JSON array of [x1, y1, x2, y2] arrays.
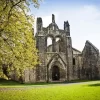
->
[[47, 37, 53, 52], [53, 26, 54, 30], [55, 37, 60, 42], [55, 37, 62, 52]]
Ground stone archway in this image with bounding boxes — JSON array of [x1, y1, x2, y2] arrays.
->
[[47, 54, 67, 82], [52, 65, 60, 81]]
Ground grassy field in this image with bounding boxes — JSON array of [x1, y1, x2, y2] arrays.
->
[[0, 79, 100, 100]]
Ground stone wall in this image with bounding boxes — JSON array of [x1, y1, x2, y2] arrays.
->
[[73, 54, 82, 79], [82, 41, 100, 79], [35, 14, 73, 82], [72, 48, 82, 79], [24, 68, 36, 83]]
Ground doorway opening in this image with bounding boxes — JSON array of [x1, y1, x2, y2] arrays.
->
[[52, 66, 60, 81]]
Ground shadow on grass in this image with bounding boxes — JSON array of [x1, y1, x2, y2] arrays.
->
[[0, 78, 63, 86], [88, 83, 100, 87], [0, 78, 100, 86], [0, 78, 21, 86]]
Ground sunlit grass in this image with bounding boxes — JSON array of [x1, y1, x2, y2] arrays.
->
[[0, 80, 100, 100]]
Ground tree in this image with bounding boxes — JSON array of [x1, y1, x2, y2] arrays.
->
[[0, 0, 41, 79]]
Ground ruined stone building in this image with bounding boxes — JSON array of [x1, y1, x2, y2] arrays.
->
[[9, 14, 100, 83], [30, 14, 100, 83]]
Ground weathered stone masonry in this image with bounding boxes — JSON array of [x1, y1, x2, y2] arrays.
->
[[26, 13, 100, 83], [35, 14, 73, 82], [34, 14, 100, 83], [9, 14, 100, 83]]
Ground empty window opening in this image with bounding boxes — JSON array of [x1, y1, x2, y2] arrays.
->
[[55, 37, 61, 52], [47, 37, 53, 52], [53, 26, 54, 30], [73, 58, 75, 65]]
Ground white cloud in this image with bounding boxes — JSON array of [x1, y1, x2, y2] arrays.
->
[[34, 5, 100, 51]]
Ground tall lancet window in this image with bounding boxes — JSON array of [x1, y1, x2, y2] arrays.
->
[[47, 37, 53, 52]]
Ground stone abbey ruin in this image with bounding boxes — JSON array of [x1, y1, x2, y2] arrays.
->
[[10, 14, 100, 83]]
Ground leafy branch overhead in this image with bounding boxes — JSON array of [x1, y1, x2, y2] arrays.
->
[[0, 0, 40, 79]]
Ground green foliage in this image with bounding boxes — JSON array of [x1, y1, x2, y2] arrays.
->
[[0, 0, 40, 78], [0, 81, 100, 100]]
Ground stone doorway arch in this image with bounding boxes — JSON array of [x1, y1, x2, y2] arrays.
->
[[46, 54, 67, 82], [52, 65, 60, 81]]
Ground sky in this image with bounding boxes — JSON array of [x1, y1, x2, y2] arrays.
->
[[30, 0, 100, 51]]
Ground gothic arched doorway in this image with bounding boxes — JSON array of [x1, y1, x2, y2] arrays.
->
[[52, 66, 60, 81]]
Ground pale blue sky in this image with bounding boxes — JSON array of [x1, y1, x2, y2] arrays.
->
[[30, 0, 100, 51]]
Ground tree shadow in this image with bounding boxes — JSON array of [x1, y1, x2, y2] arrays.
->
[[88, 83, 100, 87], [1, 78, 100, 86], [0, 78, 63, 86], [0, 78, 21, 85]]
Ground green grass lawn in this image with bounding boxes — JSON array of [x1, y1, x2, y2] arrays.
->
[[0, 79, 100, 100]]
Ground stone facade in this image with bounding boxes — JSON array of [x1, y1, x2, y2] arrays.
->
[[32, 14, 100, 83], [81, 41, 100, 79], [35, 14, 73, 82], [8, 14, 100, 83]]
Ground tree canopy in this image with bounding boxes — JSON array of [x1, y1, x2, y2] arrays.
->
[[0, 0, 40, 79]]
